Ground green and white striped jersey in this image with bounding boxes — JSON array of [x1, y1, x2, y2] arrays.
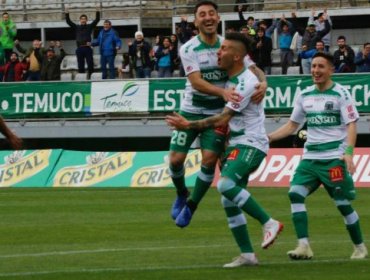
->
[[180, 35, 254, 115], [225, 68, 269, 154], [290, 82, 359, 160]]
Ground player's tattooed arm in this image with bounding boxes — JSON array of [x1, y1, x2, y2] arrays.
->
[[189, 108, 234, 130], [166, 108, 234, 131]]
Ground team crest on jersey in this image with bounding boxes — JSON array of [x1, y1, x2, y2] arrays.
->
[[227, 148, 240, 160], [329, 166, 344, 182], [324, 101, 334, 111]]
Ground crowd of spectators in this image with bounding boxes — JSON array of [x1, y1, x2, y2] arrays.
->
[[0, 5, 369, 82]]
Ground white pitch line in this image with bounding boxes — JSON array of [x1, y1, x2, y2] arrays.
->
[[0, 258, 368, 278], [0, 239, 353, 259]]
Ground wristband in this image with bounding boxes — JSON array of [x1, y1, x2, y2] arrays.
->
[[345, 145, 354, 156]]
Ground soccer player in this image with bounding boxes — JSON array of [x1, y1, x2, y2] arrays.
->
[[0, 116, 22, 150], [166, 32, 283, 267], [169, 0, 267, 228], [268, 52, 368, 260]]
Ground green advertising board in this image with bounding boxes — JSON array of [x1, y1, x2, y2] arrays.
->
[[0, 74, 369, 118], [0, 82, 91, 118]]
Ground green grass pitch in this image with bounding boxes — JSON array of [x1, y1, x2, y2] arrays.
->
[[0, 187, 369, 279]]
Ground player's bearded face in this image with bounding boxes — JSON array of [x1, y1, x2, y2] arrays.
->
[[195, 5, 220, 35]]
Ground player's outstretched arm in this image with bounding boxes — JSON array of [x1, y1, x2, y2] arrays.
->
[[188, 72, 241, 103], [166, 108, 234, 131], [0, 117, 22, 150], [268, 120, 300, 143]]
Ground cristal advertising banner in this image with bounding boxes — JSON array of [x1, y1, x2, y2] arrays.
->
[[47, 150, 200, 187], [1, 74, 369, 117], [0, 149, 63, 187], [0, 148, 369, 187]]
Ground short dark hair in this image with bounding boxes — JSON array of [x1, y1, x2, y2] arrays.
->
[[316, 40, 324, 45], [225, 32, 252, 54], [312, 52, 334, 66], [104, 20, 112, 25], [194, 1, 218, 15], [364, 42, 370, 47], [80, 14, 88, 19], [317, 12, 324, 18], [337, 35, 346, 41]]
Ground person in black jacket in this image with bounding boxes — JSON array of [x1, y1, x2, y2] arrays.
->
[[35, 42, 66, 81], [252, 28, 272, 74], [65, 5, 100, 78], [128, 31, 152, 78]]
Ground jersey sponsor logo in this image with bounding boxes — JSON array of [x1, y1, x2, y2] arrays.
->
[[227, 148, 240, 160], [329, 166, 344, 182], [201, 70, 227, 82], [307, 114, 340, 126]]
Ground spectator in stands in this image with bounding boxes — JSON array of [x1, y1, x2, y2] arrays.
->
[[355, 42, 370, 72], [0, 42, 6, 81], [0, 12, 17, 62], [252, 27, 272, 74], [151, 35, 162, 71], [170, 34, 180, 70], [155, 37, 177, 78], [92, 20, 121, 79], [309, 9, 332, 52], [333, 36, 356, 73], [237, 6, 256, 36], [35, 41, 66, 81], [291, 11, 330, 74], [277, 15, 295, 74], [65, 5, 100, 79], [118, 52, 133, 79], [300, 40, 326, 61], [177, 16, 196, 45], [128, 31, 152, 78], [257, 17, 277, 39], [0, 52, 28, 82], [14, 39, 44, 81]]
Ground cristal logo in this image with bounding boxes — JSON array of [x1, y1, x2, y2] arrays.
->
[[0, 150, 52, 186], [121, 82, 139, 97]]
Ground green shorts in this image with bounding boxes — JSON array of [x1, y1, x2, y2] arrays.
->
[[169, 112, 227, 154], [290, 159, 356, 200], [221, 145, 266, 186]]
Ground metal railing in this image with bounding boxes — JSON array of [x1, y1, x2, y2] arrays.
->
[[172, 0, 370, 15]]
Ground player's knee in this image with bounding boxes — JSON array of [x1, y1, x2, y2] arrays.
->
[[217, 177, 236, 194], [169, 151, 186, 167], [221, 196, 236, 208], [288, 185, 308, 203]]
